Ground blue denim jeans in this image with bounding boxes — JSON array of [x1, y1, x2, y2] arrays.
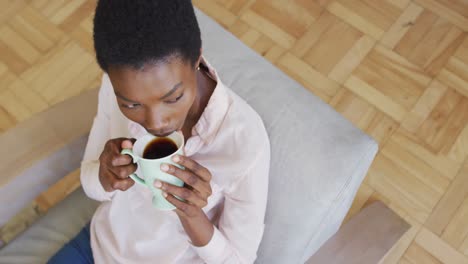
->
[[48, 223, 93, 264]]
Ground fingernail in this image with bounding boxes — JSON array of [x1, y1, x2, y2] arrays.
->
[[162, 191, 168, 198], [154, 180, 162, 188], [161, 164, 169, 172], [173, 155, 180, 162]]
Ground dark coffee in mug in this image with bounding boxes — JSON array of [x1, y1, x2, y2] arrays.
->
[[143, 137, 178, 159]]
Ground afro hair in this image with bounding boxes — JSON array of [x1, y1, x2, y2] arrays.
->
[[93, 0, 202, 71]]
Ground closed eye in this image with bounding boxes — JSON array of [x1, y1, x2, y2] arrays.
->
[[121, 103, 141, 109], [166, 93, 184, 104]]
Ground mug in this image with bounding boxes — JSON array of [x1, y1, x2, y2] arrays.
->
[[121, 131, 185, 210]]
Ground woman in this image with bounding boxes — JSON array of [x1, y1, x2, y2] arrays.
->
[[48, 0, 270, 263]]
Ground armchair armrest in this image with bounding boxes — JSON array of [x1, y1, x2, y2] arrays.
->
[[306, 201, 410, 264]]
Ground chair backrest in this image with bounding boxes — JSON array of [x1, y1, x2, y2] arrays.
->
[[196, 10, 378, 264]]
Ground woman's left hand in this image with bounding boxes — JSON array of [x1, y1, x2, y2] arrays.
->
[[154, 154, 212, 218]]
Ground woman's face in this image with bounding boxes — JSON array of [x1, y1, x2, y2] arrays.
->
[[107, 58, 200, 137]]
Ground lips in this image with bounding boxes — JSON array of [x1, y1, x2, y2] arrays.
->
[[150, 131, 174, 137], [147, 126, 182, 137]]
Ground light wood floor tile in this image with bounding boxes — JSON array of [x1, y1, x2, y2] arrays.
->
[[415, 228, 468, 264], [79, 10, 93, 34], [264, 44, 286, 64], [70, 24, 94, 54], [455, 36, 468, 63], [0, 25, 40, 65], [380, 3, 424, 50], [344, 75, 407, 123], [291, 10, 375, 84], [346, 45, 431, 122], [0, 88, 33, 123], [414, 0, 468, 31], [403, 242, 442, 264], [240, 9, 295, 48], [20, 39, 95, 103], [8, 6, 62, 53], [401, 80, 448, 133], [415, 88, 468, 154], [438, 36, 468, 99], [302, 12, 362, 76], [251, 35, 278, 59], [393, 8, 464, 76], [193, 0, 237, 28], [215, 0, 256, 16], [0, 67, 16, 93], [0, 0, 28, 25], [239, 27, 262, 47], [447, 123, 468, 164], [328, 34, 375, 84], [57, 0, 95, 34], [7, 78, 49, 116], [441, 195, 468, 252], [381, 140, 450, 195], [438, 57, 468, 99], [390, 128, 462, 180], [461, 237, 468, 258], [249, 0, 321, 39], [277, 53, 341, 102], [0, 39, 30, 75], [48, 62, 101, 105], [0, 107, 16, 133], [0, 62, 7, 78], [425, 163, 468, 237], [228, 19, 250, 39], [291, 10, 336, 57], [330, 88, 398, 146], [32, 0, 69, 19], [48, 0, 89, 28], [327, 0, 405, 39], [367, 153, 439, 223]]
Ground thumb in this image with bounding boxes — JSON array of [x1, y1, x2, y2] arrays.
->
[[121, 138, 136, 149]]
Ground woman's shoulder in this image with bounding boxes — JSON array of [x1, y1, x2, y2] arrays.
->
[[224, 87, 269, 147]]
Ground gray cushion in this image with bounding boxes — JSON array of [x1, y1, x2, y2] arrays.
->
[[0, 189, 98, 264], [0, 9, 377, 264], [197, 10, 377, 264]]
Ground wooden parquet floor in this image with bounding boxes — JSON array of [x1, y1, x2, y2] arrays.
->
[[1, 1, 468, 262]]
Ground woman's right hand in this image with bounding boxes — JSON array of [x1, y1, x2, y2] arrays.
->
[[98, 138, 137, 192]]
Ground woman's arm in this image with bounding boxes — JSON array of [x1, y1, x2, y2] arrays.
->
[[159, 141, 271, 263], [80, 74, 116, 202]]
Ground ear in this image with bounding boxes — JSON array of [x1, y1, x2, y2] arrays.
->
[[195, 48, 203, 69]]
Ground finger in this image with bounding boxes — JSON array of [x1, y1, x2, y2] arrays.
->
[[163, 192, 198, 217], [161, 163, 211, 196], [156, 181, 206, 208], [103, 171, 135, 191], [100, 175, 115, 192], [111, 154, 133, 167], [109, 163, 137, 179], [111, 177, 135, 191], [172, 155, 211, 182], [121, 138, 136, 149], [184, 183, 195, 191]]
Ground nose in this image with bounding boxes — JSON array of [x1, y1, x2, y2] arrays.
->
[[145, 109, 171, 135]]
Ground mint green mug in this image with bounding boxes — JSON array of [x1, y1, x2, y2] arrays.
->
[[121, 132, 185, 210]]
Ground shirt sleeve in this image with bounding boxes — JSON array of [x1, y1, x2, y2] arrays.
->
[[193, 140, 271, 264], [80, 74, 116, 202]]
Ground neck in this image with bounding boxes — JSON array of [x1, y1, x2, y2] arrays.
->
[[183, 66, 216, 138]]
